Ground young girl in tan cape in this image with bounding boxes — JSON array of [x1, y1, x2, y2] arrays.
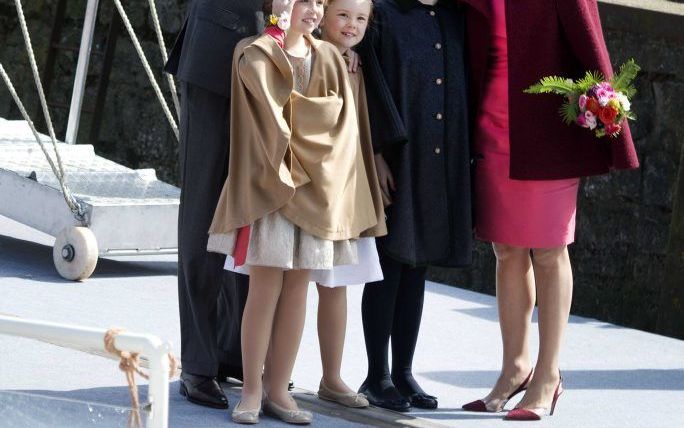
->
[[312, 0, 385, 408], [206, 0, 384, 424]]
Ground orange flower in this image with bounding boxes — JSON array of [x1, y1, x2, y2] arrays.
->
[[598, 105, 618, 125], [586, 97, 600, 114]]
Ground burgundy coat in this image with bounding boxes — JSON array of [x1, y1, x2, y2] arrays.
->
[[460, 0, 639, 180]]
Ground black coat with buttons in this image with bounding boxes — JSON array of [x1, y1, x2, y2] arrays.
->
[[359, 0, 472, 267]]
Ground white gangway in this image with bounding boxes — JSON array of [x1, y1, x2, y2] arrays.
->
[[0, 0, 181, 281]]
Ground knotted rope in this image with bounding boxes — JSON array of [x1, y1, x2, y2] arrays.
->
[[104, 328, 179, 428]]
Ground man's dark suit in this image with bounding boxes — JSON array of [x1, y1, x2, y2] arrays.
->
[[164, 0, 261, 378]]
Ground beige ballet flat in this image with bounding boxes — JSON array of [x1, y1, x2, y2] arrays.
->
[[318, 380, 370, 408], [231, 401, 260, 424], [263, 397, 313, 425]]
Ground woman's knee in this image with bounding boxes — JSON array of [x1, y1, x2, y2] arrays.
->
[[492, 242, 530, 262], [531, 246, 568, 268]]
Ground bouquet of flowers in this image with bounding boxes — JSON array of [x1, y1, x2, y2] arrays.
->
[[524, 59, 640, 138]]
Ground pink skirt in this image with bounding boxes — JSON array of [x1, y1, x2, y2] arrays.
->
[[475, 151, 580, 249]]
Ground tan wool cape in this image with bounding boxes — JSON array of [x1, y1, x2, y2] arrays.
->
[[345, 55, 387, 238], [208, 34, 383, 255]]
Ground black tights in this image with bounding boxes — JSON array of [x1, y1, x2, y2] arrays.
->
[[361, 251, 428, 395]]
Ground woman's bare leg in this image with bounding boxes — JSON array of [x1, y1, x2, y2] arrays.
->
[[482, 243, 535, 409], [316, 284, 356, 393], [237, 266, 284, 411], [264, 269, 311, 410], [515, 246, 571, 409]]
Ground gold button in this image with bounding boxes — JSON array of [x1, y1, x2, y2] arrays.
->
[[435, 113, 443, 120], [435, 147, 441, 154], [436, 78, 443, 85], [435, 43, 442, 50], [429, 10, 436, 16]]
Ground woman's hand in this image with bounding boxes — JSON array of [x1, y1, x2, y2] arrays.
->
[[347, 49, 361, 73], [374, 153, 395, 207]]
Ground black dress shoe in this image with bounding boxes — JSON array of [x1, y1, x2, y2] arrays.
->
[[358, 380, 411, 412], [179, 373, 228, 409], [217, 364, 243, 383]]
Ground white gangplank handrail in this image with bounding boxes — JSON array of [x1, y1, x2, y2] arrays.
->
[[0, 315, 172, 428]]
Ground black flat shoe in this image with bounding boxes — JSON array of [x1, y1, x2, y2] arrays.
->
[[406, 392, 438, 409], [358, 381, 411, 412], [392, 374, 438, 409], [217, 364, 243, 383], [179, 373, 228, 409]]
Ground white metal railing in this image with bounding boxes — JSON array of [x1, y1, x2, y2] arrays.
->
[[0, 314, 173, 428]]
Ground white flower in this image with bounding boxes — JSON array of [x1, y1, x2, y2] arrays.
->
[[277, 11, 291, 30], [616, 92, 631, 112], [585, 111, 597, 130]]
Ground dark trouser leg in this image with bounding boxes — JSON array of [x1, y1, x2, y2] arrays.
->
[[178, 81, 234, 377], [217, 272, 249, 373]]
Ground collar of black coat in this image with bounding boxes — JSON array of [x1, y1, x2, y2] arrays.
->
[[395, 0, 449, 13]]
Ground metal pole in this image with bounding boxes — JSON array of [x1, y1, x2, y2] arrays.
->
[[65, 0, 100, 145]]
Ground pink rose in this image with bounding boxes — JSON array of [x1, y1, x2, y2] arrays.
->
[[596, 89, 612, 106], [595, 83, 616, 107], [577, 110, 597, 130], [576, 114, 586, 127], [578, 94, 588, 110]]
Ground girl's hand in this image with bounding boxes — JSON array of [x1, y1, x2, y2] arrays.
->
[[347, 50, 361, 73], [272, 0, 295, 17], [374, 153, 395, 207]]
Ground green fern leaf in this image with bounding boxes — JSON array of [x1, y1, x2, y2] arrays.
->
[[559, 101, 580, 125], [611, 59, 641, 93], [524, 76, 575, 96], [576, 71, 604, 93]]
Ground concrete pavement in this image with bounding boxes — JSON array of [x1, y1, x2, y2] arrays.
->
[[1, 214, 682, 428]]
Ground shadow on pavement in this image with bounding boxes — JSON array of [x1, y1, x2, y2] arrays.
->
[[0, 234, 177, 281], [421, 369, 684, 391]]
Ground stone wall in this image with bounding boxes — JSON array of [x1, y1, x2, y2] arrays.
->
[[0, 1, 682, 337], [0, 0, 187, 184]]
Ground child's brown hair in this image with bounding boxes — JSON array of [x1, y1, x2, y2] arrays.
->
[[325, 0, 374, 20], [264, 0, 334, 16]]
